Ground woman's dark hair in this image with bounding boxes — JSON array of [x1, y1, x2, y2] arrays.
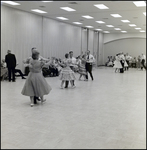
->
[[65, 53, 69, 58], [32, 52, 39, 60]]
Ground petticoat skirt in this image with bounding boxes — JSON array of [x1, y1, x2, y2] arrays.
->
[[59, 67, 76, 81], [78, 64, 87, 75], [21, 72, 52, 97], [113, 60, 122, 68]]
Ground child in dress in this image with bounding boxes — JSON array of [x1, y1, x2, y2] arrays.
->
[[59, 53, 76, 89], [113, 54, 122, 73], [78, 54, 88, 81], [21, 51, 52, 107]]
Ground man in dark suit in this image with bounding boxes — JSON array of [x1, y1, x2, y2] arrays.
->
[[5, 50, 16, 82], [85, 50, 95, 80]]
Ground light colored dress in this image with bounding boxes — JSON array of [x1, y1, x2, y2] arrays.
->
[[59, 58, 76, 81], [113, 56, 122, 69], [21, 59, 52, 97]]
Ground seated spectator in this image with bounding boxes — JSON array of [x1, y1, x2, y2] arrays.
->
[[105, 56, 110, 66], [107, 56, 113, 67], [1, 59, 8, 81], [131, 57, 137, 68], [49, 57, 59, 77], [137, 55, 142, 69], [54, 58, 62, 75]]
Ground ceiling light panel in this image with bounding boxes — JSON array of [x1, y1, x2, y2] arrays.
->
[[42, 1, 53, 2], [129, 24, 136, 27], [96, 21, 105, 24], [106, 25, 114, 27], [31, 9, 47, 13], [135, 28, 141, 30], [82, 15, 93, 19], [56, 17, 68, 20], [73, 22, 82, 24], [110, 14, 122, 18], [133, 1, 146, 7], [140, 30, 145, 32], [121, 31, 127, 33], [103, 31, 110, 33], [94, 4, 109, 9], [1, 1, 20, 5], [95, 29, 102, 31], [114, 28, 121, 30], [60, 7, 76, 12], [85, 26, 93, 28], [143, 12, 146, 16], [121, 20, 130, 23]]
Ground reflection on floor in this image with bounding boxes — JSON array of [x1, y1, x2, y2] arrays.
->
[[1, 67, 146, 149]]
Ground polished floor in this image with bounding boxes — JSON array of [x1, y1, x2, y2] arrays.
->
[[1, 67, 146, 149]]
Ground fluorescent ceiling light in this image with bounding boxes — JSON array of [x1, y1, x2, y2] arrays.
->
[[60, 7, 76, 12], [121, 31, 127, 33], [110, 14, 122, 18], [95, 29, 102, 31], [135, 28, 141, 30], [106, 25, 114, 27], [42, 1, 53, 3], [140, 30, 145, 32], [129, 24, 136, 27], [31, 9, 47, 13], [121, 20, 130, 23], [133, 1, 146, 7], [114, 28, 121, 30], [85, 26, 93, 28], [73, 22, 82, 24], [94, 4, 109, 9], [82, 15, 93, 19], [96, 21, 105, 24], [143, 12, 146, 16], [103, 31, 110, 33], [1, 1, 20, 5], [56, 17, 68, 20]]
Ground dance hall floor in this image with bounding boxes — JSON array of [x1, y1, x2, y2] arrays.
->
[[1, 67, 146, 149]]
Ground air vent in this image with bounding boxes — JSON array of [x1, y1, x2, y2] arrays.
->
[[69, 2, 78, 4], [133, 17, 138, 19], [103, 18, 108, 19]]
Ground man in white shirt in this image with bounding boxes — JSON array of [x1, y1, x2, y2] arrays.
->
[[141, 53, 146, 70], [85, 50, 95, 80]]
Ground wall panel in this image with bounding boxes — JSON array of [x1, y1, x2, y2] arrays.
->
[[1, 5, 43, 72], [43, 18, 82, 59], [103, 38, 146, 64]]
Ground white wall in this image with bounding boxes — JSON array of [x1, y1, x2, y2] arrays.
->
[[1, 5, 43, 71], [98, 32, 104, 66], [1, 5, 83, 72], [103, 33, 146, 64], [42, 17, 81, 60]]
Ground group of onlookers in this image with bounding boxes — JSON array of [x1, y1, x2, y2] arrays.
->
[[1, 50, 26, 81], [112, 52, 146, 73], [105, 53, 146, 71]]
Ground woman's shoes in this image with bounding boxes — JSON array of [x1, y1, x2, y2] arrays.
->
[[71, 85, 76, 88], [60, 85, 64, 89], [30, 103, 34, 107], [41, 99, 46, 103]]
